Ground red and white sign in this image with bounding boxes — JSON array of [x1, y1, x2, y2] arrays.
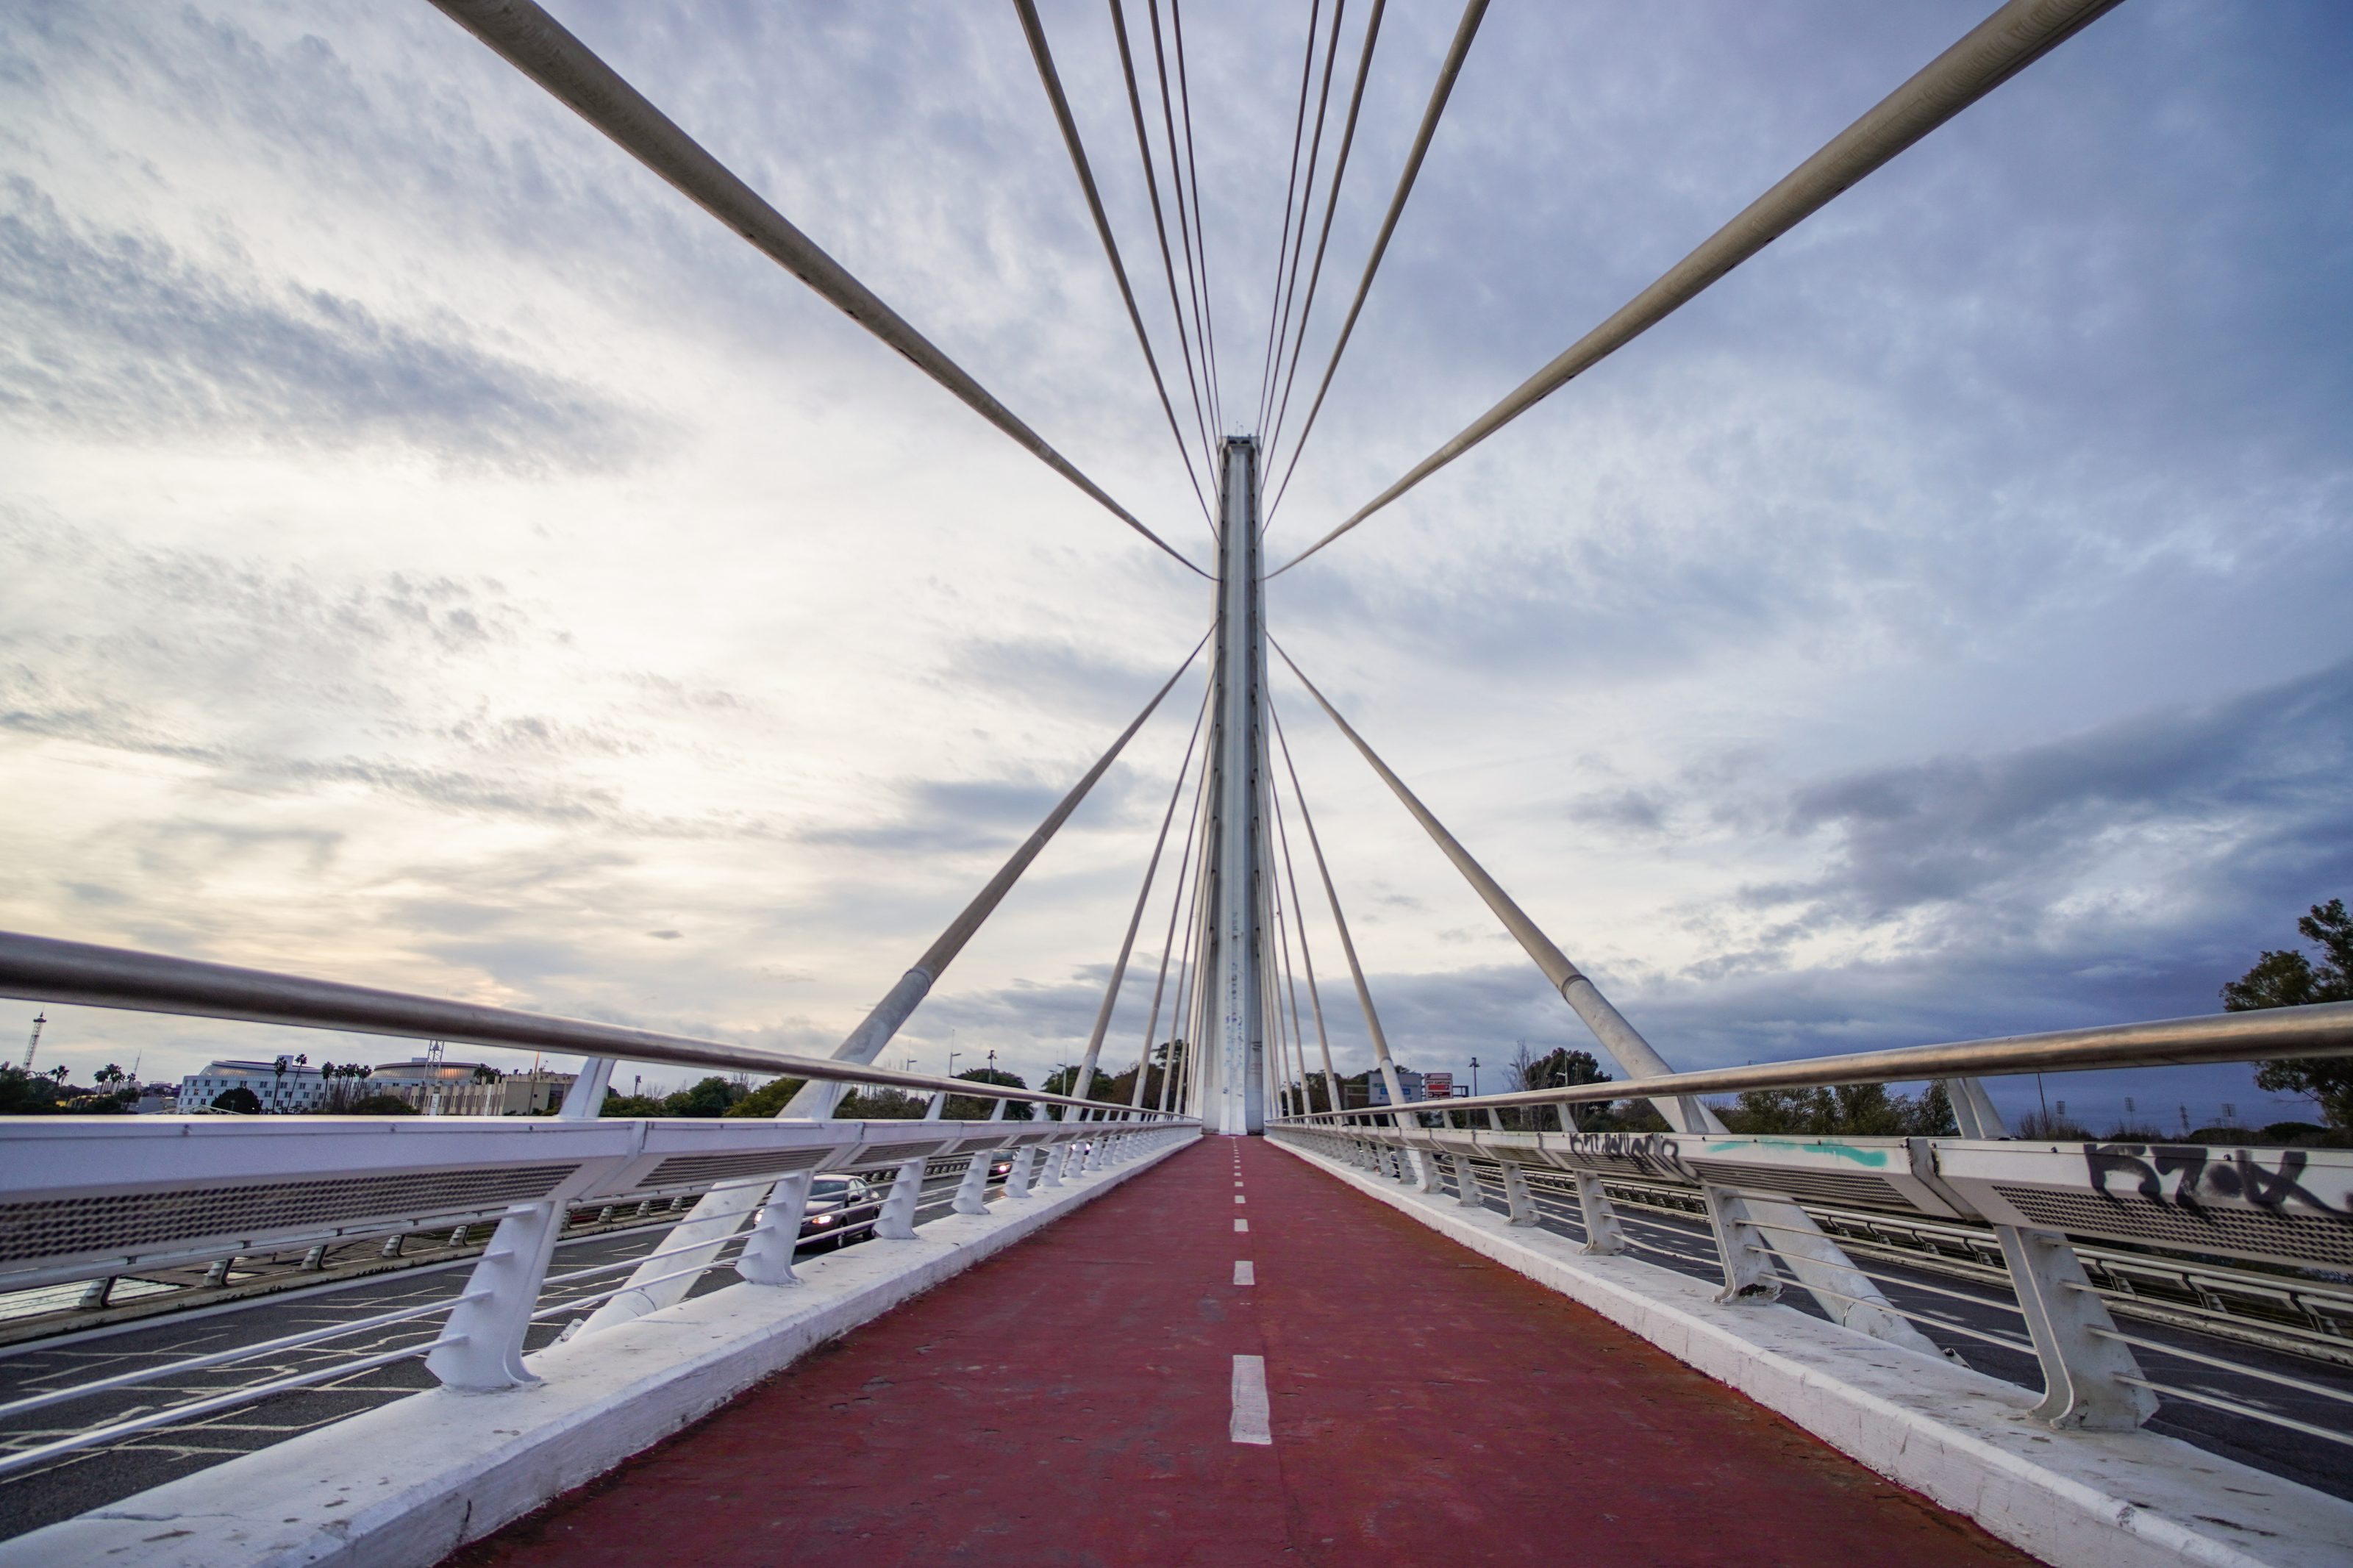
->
[[1423, 1073, 1453, 1098]]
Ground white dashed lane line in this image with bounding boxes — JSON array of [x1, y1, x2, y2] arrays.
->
[[1229, 1355, 1271, 1445], [1233, 1260, 1254, 1286], [1235, 1218, 1249, 1232], [1234, 1195, 1246, 1204]]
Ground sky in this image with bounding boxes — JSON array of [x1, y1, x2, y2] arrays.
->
[[2, 0, 2348, 1129]]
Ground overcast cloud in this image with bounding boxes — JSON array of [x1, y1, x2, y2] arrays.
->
[[1, 1, 2347, 1129]]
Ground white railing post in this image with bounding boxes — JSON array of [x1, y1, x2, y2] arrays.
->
[[734, 1170, 815, 1286], [1452, 1155, 1485, 1210], [1498, 1162, 1539, 1227], [876, 1092, 948, 1241], [428, 1198, 565, 1392], [1573, 1173, 1629, 1255], [1947, 1078, 2157, 1430], [1702, 1186, 1784, 1304], [951, 1099, 1007, 1216], [1004, 1145, 1038, 1198]]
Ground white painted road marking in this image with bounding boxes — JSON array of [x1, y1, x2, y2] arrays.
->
[[1234, 1260, 1254, 1286], [1234, 1218, 1249, 1232], [1229, 1355, 1271, 1445], [1234, 1195, 1246, 1204]]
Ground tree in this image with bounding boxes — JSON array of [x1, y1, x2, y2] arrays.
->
[[945, 1067, 1032, 1121], [1040, 1065, 1115, 1103], [348, 1092, 418, 1115], [837, 1086, 927, 1119], [1509, 1045, 1614, 1130], [211, 1086, 263, 1114], [723, 1075, 809, 1118], [0, 1067, 63, 1114], [601, 1092, 668, 1117], [2227, 898, 2353, 1131], [662, 1076, 743, 1117], [1714, 1081, 1954, 1136]]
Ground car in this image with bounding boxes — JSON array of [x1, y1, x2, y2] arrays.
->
[[794, 1174, 876, 1253]]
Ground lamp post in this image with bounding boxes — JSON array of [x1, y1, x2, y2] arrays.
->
[[1469, 1056, 1480, 1099], [948, 1050, 963, 1079]]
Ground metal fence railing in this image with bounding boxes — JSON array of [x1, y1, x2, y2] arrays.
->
[[0, 931, 1195, 1515], [1270, 1002, 2353, 1494]]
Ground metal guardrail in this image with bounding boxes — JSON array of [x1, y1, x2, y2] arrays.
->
[[0, 1114, 1188, 1484], [0, 931, 1178, 1119], [1287, 1000, 2353, 1122], [0, 930, 1196, 1492], [1271, 1114, 2353, 1470]]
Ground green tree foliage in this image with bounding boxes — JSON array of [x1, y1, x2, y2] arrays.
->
[[211, 1086, 264, 1114], [662, 1076, 743, 1117], [723, 1075, 808, 1118], [837, 1086, 927, 1119], [2226, 898, 2353, 1131], [0, 1067, 63, 1114], [944, 1067, 1032, 1121], [601, 1092, 667, 1117], [1713, 1082, 1954, 1136], [347, 1092, 418, 1114], [1507, 1045, 1615, 1130]]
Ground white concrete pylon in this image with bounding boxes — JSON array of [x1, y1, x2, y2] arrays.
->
[[1202, 437, 1267, 1134]]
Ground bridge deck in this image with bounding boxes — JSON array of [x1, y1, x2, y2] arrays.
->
[[451, 1136, 2033, 1567]]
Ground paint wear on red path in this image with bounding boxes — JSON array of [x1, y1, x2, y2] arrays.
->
[[447, 1139, 2035, 1567]]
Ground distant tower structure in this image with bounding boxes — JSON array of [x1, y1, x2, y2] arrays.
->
[[21, 1014, 45, 1070]]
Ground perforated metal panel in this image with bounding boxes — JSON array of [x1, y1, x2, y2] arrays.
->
[[951, 1135, 1009, 1153], [640, 1147, 828, 1188], [0, 1163, 580, 1267], [846, 1139, 948, 1168], [1689, 1161, 1918, 1214], [1994, 1185, 2353, 1269]]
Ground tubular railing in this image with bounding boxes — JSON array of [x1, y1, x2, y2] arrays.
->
[[1269, 1003, 2353, 1476], [0, 933, 1196, 1486]]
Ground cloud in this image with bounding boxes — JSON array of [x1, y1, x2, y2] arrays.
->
[[0, 181, 645, 468], [1755, 657, 2353, 931]]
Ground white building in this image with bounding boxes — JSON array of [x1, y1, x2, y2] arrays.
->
[[179, 1059, 328, 1113], [365, 1059, 575, 1117]]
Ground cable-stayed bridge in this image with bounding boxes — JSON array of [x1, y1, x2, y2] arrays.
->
[[2, 1, 2351, 1563]]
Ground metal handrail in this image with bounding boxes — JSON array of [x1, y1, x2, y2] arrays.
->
[[0, 931, 1182, 1120], [1279, 1000, 2353, 1120]]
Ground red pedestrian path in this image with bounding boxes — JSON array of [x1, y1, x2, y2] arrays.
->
[[449, 1136, 2037, 1567]]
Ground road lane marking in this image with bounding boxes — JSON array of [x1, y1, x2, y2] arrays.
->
[[1234, 1218, 1248, 1232], [1234, 1261, 1254, 1286], [1229, 1355, 1271, 1445], [1234, 1195, 1246, 1204]]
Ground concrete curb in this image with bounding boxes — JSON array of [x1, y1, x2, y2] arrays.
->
[[1, 1132, 1199, 1568], [1271, 1136, 2353, 1568]]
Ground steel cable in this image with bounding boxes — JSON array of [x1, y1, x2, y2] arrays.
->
[[1109, 0, 1218, 476], [1276, 0, 2126, 572], [1253, 0, 1325, 434], [1262, 0, 1385, 480], [1013, 0, 1213, 529], [1071, 679, 1214, 1089], [1168, 0, 1224, 432], [1263, 0, 1488, 528], [1144, 1, 1221, 438], [428, 0, 1204, 578], [1258, 0, 1350, 459]]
